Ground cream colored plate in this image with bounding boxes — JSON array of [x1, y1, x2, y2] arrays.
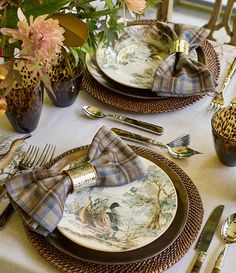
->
[[96, 25, 170, 89], [96, 24, 200, 90], [57, 155, 178, 252]]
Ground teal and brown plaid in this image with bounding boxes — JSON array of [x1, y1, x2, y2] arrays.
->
[[5, 126, 146, 235], [152, 22, 217, 97]]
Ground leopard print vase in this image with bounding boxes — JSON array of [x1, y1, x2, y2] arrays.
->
[[46, 68, 83, 107], [5, 86, 44, 134]]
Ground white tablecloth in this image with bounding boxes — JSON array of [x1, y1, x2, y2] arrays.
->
[[0, 43, 236, 273]]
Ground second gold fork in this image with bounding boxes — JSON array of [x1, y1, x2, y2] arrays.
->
[[209, 57, 236, 112]]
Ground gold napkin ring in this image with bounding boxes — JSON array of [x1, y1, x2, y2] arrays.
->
[[65, 163, 97, 192], [170, 39, 190, 55]]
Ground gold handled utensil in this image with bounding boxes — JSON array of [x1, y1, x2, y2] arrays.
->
[[211, 213, 236, 273], [209, 57, 236, 112], [190, 205, 224, 273], [229, 97, 236, 107], [111, 128, 201, 159], [82, 105, 164, 135]]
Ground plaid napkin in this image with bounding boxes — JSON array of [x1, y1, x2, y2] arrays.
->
[[152, 21, 217, 97], [5, 126, 146, 235]]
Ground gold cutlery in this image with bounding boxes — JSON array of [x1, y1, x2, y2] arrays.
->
[[111, 128, 201, 159], [190, 205, 224, 273], [229, 97, 236, 107], [209, 58, 236, 112], [82, 105, 164, 135], [211, 213, 236, 273]]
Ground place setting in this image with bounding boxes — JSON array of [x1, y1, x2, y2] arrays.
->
[[0, 125, 203, 273], [83, 20, 221, 113]]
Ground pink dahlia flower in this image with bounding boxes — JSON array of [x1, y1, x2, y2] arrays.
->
[[0, 0, 7, 10], [1, 8, 65, 64], [124, 0, 146, 15]]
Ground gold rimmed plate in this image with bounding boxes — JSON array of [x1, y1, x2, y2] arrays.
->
[[45, 145, 189, 264]]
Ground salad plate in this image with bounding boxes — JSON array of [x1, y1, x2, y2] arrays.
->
[[96, 24, 200, 90], [96, 24, 169, 89]]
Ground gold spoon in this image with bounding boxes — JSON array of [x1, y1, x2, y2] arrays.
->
[[82, 105, 164, 135], [211, 213, 236, 273]]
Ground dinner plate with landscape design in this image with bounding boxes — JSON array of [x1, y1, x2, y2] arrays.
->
[[46, 146, 189, 264], [57, 156, 177, 252]]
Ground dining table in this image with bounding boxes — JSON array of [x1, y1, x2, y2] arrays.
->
[[0, 40, 236, 273]]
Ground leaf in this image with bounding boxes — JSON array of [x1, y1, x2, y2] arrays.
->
[[69, 47, 79, 67], [23, 0, 72, 18], [51, 13, 88, 47], [5, 0, 72, 29], [61, 47, 73, 77], [39, 69, 52, 93], [104, 0, 114, 10]]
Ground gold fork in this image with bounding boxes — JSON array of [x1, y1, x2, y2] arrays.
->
[[0, 144, 56, 229], [209, 57, 236, 112], [230, 97, 236, 108]]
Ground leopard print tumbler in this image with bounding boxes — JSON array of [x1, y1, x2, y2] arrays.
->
[[211, 107, 236, 166], [6, 86, 44, 134]]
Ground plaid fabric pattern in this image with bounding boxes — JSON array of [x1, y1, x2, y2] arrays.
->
[[152, 22, 217, 97], [87, 126, 146, 186], [4, 126, 146, 236], [6, 169, 72, 235]]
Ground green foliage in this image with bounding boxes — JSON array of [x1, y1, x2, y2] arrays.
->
[[1, 0, 71, 29], [146, 0, 161, 9], [64, 0, 124, 51], [0, 0, 156, 92]]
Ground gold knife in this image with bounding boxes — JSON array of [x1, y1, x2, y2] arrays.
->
[[190, 205, 224, 273]]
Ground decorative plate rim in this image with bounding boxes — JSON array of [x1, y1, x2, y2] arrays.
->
[[86, 53, 165, 100]]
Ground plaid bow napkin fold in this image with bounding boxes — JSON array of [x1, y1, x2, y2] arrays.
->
[[152, 21, 217, 97], [5, 126, 146, 236]]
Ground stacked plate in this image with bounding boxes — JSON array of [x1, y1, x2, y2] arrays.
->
[[83, 21, 220, 113], [46, 146, 189, 265]]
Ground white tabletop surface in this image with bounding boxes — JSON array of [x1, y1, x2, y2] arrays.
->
[[0, 43, 236, 273]]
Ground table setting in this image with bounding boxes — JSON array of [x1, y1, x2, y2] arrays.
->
[[0, 1, 236, 273]]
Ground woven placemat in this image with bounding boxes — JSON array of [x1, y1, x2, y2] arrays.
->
[[82, 20, 220, 113], [25, 145, 203, 273]]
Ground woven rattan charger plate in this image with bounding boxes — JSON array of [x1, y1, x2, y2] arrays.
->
[[82, 20, 220, 113], [25, 145, 203, 273]]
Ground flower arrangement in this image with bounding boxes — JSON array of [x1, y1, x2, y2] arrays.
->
[[0, 0, 160, 116]]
